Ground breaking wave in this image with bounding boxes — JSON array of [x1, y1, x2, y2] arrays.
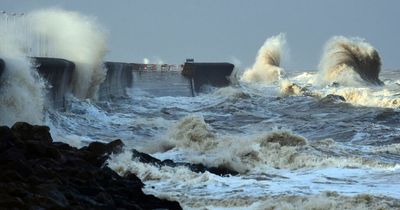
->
[[241, 33, 287, 84], [0, 20, 46, 126], [28, 8, 108, 99], [173, 192, 400, 209], [116, 115, 399, 175], [317, 36, 382, 86]]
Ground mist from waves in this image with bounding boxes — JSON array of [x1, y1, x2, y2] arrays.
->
[[316, 36, 382, 87], [241, 33, 288, 84], [35, 70, 400, 209], [101, 75, 400, 209], [109, 150, 400, 209], [287, 70, 400, 109], [28, 8, 108, 99], [0, 19, 45, 126], [108, 113, 400, 209], [110, 114, 399, 175], [0, 8, 108, 126], [152, 191, 400, 209]]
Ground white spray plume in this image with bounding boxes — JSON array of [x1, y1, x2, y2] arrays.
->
[[0, 20, 45, 126], [316, 36, 382, 86], [241, 33, 288, 84], [27, 8, 108, 99], [143, 58, 150, 64]]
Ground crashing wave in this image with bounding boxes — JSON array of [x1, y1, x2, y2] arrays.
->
[[241, 33, 287, 84], [28, 8, 108, 99], [317, 36, 383, 86], [128, 115, 399, 174], [0, 19, 46, 126], [173, 192, 400, 209]]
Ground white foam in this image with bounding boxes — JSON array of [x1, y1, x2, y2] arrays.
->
[[316, 36, 380, 87], [0, 19, 46, 126], [241, 33, 287, 84], [28, 8, 108, 99]]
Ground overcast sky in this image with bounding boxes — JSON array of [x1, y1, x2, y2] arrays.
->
[[2, 0, 399, 70]]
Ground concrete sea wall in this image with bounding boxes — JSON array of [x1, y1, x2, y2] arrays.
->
[[0, 57, 234, 109], [0, 59, 4, 79], [99, 62, 134, 100], [33, 57, 74, 108], [182, 62, 234, 93]]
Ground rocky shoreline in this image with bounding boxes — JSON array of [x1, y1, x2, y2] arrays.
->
[[0, 122, 182, 210]]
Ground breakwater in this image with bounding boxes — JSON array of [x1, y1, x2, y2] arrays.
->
[[98, 62, 134, 100], [0, 57, 234, 109], [182, 62, 234, 93], [0, 59, 4, 79], [33, 57, 75, 108]]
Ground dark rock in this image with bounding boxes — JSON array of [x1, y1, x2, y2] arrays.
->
[[26, 194, 68, 210], [0, 160, 32, 178], [161, 159, 176, 167], [132, 149, 239, 176], [132, 149, 162, 165], [0, 126, 16, 151], [79, 140, 124, 167], [320, 94, 346, 104], [11, 122, 52, 143], [53, 142, 74, 151], [25, 140, 47, 158], [34, 183, 69, 208], [0, 170, 23, 182], [0, 147, 26, 162], [84, 139, 124, 156], [208, 166, 239, 176], [0, 122, 182, 210], [0, 195, 26, 209], [95, 191, 115, 206], [123, 172, 145, 188]]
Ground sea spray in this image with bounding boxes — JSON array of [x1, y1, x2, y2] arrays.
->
[[0, 20, 46, 126], [279, 79, 306, 96], [241, 33, 288, 84], [173, 192, 400, 209], [134, 115, 397, 174], [317, 36, 382, 86], [28, 8, 108, 99]]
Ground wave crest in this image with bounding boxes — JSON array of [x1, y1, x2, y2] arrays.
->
[[241, 33, 287, 84], [318, 36, 382, 86], [28, 8, 108, 99]]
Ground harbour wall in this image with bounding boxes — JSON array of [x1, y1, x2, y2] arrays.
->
[[0, 58, 234, 109]]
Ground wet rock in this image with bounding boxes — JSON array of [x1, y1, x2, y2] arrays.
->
[[320, 94, 346, 103], [132, 149, 239, 176], [85, 139, 124, 156], [0, 122, 182, 210], [95, 191, 115, 206], [0, 126, 16, 151], [11, 122, 52, 143], [80, 140, 125, 167], [0, 195, 26, 209], [132, 149, 163, 165], [208, 166, 239, 176]]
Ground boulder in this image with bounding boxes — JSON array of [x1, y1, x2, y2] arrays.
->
[[132, 149, 239, 176], [320, 94, 346, 104], [11, 122, 52, 143], [0, 122, 182, 210]]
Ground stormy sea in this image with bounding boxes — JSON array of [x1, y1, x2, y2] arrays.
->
[[1, 9, 400, 210]]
